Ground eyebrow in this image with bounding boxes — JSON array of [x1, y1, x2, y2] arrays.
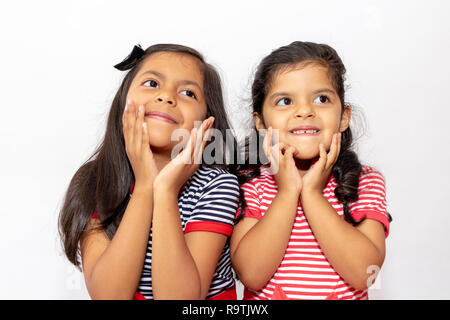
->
[[139, 70, 165, 79], [268, 91, 291, 101], [312, 88, 337, 95], [138, 70, 202, 90], [268, 88, 337, 100]]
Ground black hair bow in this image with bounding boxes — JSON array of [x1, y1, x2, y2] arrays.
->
[[114, 44, 145, 71]]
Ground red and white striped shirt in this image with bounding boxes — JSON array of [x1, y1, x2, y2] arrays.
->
[[237, 164, 390, 300]]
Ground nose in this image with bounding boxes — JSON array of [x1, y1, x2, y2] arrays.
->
[[295, 103, 315, 119], [155, 90, 176, 106]]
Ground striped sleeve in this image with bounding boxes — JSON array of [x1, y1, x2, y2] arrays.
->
[[236, 181, 262, 220], [348, 167, 390, 238], [185, 172, 240, 236]]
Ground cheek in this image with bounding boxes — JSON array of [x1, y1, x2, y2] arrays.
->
[[125, 89, 146, 106], [261, 109, 284, 132], [182, 105, 208, 129], [320, 113, 342, 146], [320, 131, 335, 150]]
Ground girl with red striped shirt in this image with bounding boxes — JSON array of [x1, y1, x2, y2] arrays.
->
[[231, 41, 392, 300]]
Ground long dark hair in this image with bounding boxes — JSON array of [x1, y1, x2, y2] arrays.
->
[[237, 41, 392, 226], [58, 44, 237, 269]]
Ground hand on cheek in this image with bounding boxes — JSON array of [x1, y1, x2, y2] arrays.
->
[[301, 132, 341, 195], [263, 127, 303, 197], [122, 100, 160, 190], [153, 116, 215, 194]]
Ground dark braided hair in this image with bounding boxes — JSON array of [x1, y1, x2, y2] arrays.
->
[[237, 41, 392, 226]]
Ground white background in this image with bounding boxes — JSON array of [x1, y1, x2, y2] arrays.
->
[[1, 0, 449, 299]]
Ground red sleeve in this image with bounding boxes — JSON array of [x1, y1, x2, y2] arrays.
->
[[348, 167, 390, 238], [183, 172, 239, 236], [184, 221, 233, 236]]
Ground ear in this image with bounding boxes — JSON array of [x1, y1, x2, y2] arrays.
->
[[253, 112, 267, 134], [339, 105, 351, 132]]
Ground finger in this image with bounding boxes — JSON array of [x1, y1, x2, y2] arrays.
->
[[142, 122, 149, 147], [185, 127, 197, 164], [123, 100, 137, 149], [142, 122, 155, 163], [326, 133, 340, 169], [175, 127, 195, 165], [193, 118, 210, 163], [122, 100, 129, 134], [200, 117, 214, 152], [134, 105, 144, 152], [315, 143, 328, 171], [279, 142, 289, 155], [197, 117, 212, 149], [127, 101, 137, 146], [269, 142, 282, 174], [141, 121, 151, 156], [263, 127, 273, 162], [270, 142, 283, 164], [284, 146, 296, 161], [193, 120, 205, 164]]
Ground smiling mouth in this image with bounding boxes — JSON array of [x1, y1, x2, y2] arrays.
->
[[289, 129, 320, 135], [145, 111, 178, 124]]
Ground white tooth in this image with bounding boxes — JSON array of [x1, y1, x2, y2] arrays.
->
[[292, 130, 318, 134]]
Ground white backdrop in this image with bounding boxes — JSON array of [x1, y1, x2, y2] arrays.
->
[[1, 0, 449, 299]]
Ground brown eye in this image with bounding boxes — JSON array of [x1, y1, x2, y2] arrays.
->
[[314, 95, 329, 104], [180, 90, 196, 99], [276, 97, 292, 106], [143, 80, 159, 88]]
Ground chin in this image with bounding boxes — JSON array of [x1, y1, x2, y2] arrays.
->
[[294, 151, 320, 160], [291, 145, 320, 160], [148, 134, 174, 151]]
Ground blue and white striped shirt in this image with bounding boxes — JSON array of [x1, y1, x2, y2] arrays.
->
[[138, 166, 239, 299]]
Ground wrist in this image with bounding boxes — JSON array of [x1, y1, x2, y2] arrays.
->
[[133, 181, 153, 194], [300, 188, 324, 202], [153, 184, 178, 197], [277, 188, 300, 201]]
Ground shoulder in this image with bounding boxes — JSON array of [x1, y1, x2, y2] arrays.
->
[[359, 165, 386, 190], [239, 164, 277, 198], [190, 166, 239, 192], [241, 164, 275, 187], [195, 166, 238, 182], [361, 165, 384, 178]]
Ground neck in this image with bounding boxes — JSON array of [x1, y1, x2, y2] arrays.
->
[[294, 157, 317, 177], [151, 148, 173, 172]]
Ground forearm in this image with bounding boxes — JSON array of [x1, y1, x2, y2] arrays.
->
[[232, 192, 298, 290], [300, 191, 384, 290], [87, 186, 153, 299], [151, 190, 201, 299]]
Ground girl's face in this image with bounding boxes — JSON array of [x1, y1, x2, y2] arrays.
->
[[126, 52, 207, 153], [254, 63, 350, 160]]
